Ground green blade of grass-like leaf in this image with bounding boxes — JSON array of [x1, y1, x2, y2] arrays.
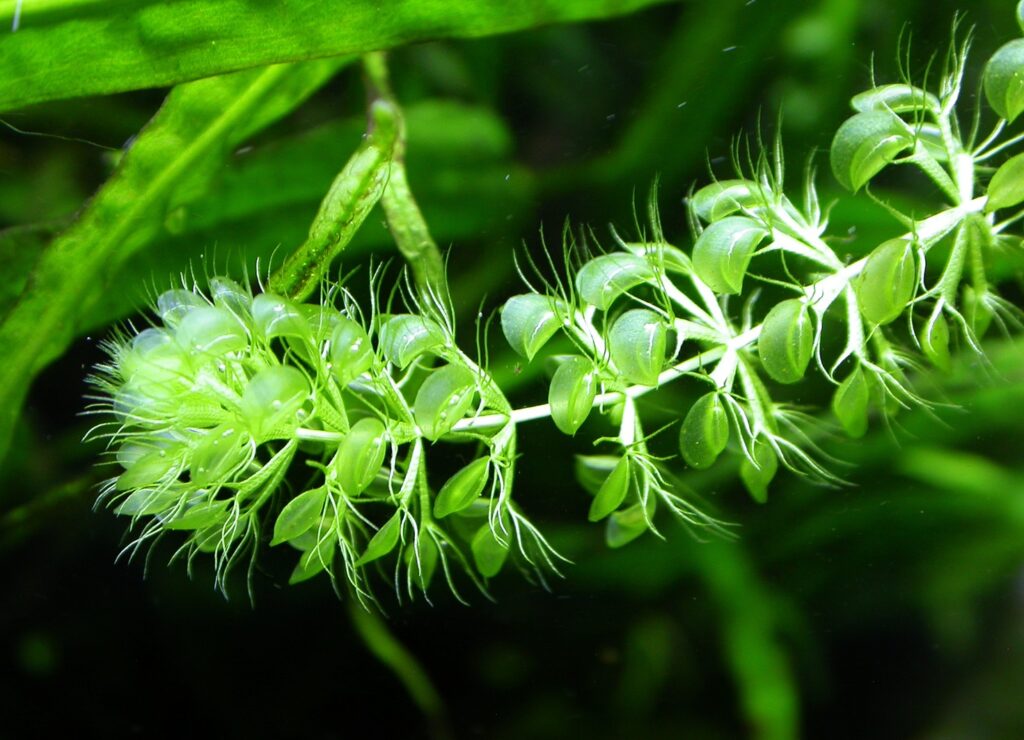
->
[[0, 0, 674, 112]]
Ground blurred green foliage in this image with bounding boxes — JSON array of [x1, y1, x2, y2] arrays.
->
[[1, 0, 1023, 738]]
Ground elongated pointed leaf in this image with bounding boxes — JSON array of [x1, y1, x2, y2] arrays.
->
[[434, 458, 490, 518], [355, 512, 403, 567], [832, 367, 869, 439], [986, 151, 1024, 211], [588, 455, 631, 522], [0, 0, 676, 111], [740, 438, 777, 504]]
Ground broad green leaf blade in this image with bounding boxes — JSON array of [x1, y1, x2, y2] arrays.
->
[[690, 179, 763, 222], [378, 315, 447, 369], [271, 487, 328, 546], [588, 455, 631, 522], [0, 60, 346, 464], [830, 111, 913, 191], [434, 458, 489, 518], [0, 0, 676, 111], [739, 438, 777, 504], [471, 525, 510, 578], [335, 418, 388, 496], [355, 512, 403, 567]]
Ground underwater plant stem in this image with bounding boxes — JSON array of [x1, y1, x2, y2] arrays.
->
[[268, 98, 398, 301], [363, 51, 448, 298], [347, 601, 452, 740]]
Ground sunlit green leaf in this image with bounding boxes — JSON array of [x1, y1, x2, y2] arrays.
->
[[575, 253, 656, 310], [830, 111, 913, 191], [984, 39, 1024, 122], [413, 364, 477, 441], [692, 216, 768, 294], [271, 486, 328, 546], [501, 294, 565, 361], [608, 308, 668, 386], [335, 417, 388, 496]]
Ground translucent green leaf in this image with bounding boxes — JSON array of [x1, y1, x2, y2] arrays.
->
[[165, 500, 229, 530], [855, 239, 916, 326], [921, 312, 951, 372], [355, 512, 403, 567], [832, 367, 869, 439], [189, 423, 250, 486], [239, 366, 310, 440], [679, 392, 730, 470], [156, 289, 205, 327], [608, 308, 668, 386], [290, 529, 336, 585], [692, 216, 768, 294], [252, 294, 311, 340], [330, 317, 375, 385], [0, 0, 677, 111], [758, 299, 814, 384], [549, 356, 598, 436], [407, 535, 439, 590], [986, 152, 1024, 212], [606, 495, 655, 549], [690, 179, 763, 222], [471, 525, 510, 578], [574, 455, 622, 496], [335, 417, 388, 496], [740, 438, 777, 504], [963, 286, 995, 339], [588, 455, 631, 522], [114, 487, 181, 517], [209, 276, 252, 319], [434, 458, 490, 518], [830, 111, 913, 191], [850, 84, 939, 114], [116, 449, 179, 492], [575, 253, 656, 310], [501, 294, 565, 361], [378, 314, 447, 369], [177, 306, 248, 356], [271, 487, 328, 546], [984, 39, 1024, 122], [413, 364, 477, 441]]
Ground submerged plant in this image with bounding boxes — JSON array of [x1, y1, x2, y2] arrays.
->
[[84, 10, 1024, 606]]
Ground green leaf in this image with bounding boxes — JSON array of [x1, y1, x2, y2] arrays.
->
[[740, 438, 777, 504], [252, 294, 311, 340], [984, 39, 1024, 123], [963, 286, 995, 340], [692, 216, 768, 294], [290, 529, 336, 585], [378, 314, 447, 369], [471, 525, 510, 578], [413, 364, 478, 441], [986, 152, 1024, 212], [920, 311, 951, 372], [165, 500, 229, 531], [0, 60, 345, 464], [850, 84, 940, 114], [758, 299, 814, 384], [434, 458, 490, 518], [335, 418, 388, 497], [574, 455, 622, 496], [271, 487, 328, 546], [407, 535, 439, 590], [605, 495, 655, 549], [832, 367, 869, 439], [189, 423, 250, 486], [608, 308, 668, 386], [575, 253, 656, 309], [548, 356, 598, 436], [355, 512, 403, 567], [0, 0, 676, 111], [114, 487, 182, 517], [501, 294, 565, 361], [176, 306, 248, 356], [330, 317, 375, 385], [855, 238, 916, 326], [679, 392, 730, 470], [690, 179, 763, 222], [830, 111, 913, 191], [589, 455, 631, 522], [239, 366, 310, 441]]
